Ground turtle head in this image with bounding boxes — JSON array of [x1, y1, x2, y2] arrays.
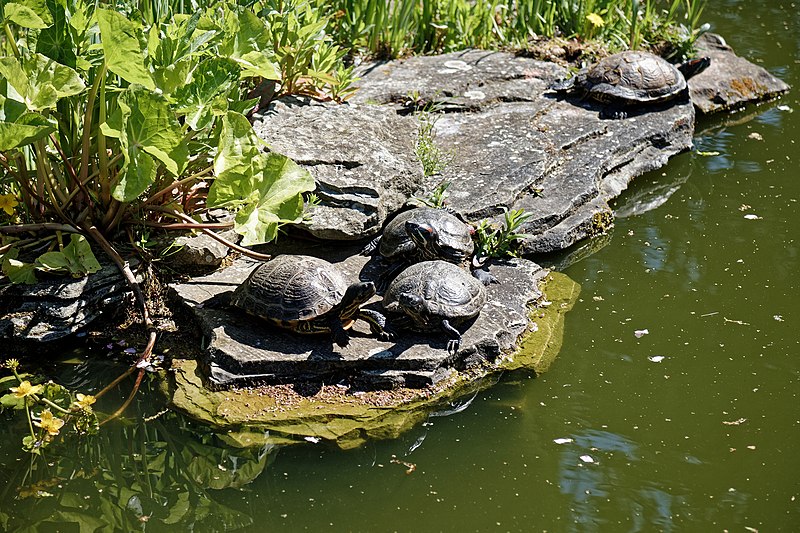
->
[[338, 281, 376, 319], [678, 56, 711, 80], [406, 220, 466, 263], [397, 292, 430, 326], [406, 220, 438, 252]]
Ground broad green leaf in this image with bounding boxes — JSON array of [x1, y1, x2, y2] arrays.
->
[[233, 153, 313, 245], [96, 9, 155, 90], [0, 58, 29, 101], [207, 111, 267, 207], [0, 54, 85, 111], [208, 112, 313, 246], [174, 58, 239, 130], [0, 119, 55, 150], [35, 234, 101, 277], [2, 249, 38, 284], [4, 3, 49, 29], [23, 54, 85, 110], [228, 96, 259, 116], [36, 1, 77, 68], [218, 8, 280, 81], [233, 51, 280, 80], [112, 144, 157, 202], [0, 393, 25, 409], [0, 93, 26, 122], [153, 59, 194, 96], [118, 87, 188, 176]]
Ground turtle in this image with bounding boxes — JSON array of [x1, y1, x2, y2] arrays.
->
[[383, 260, 488, 355], [229, 255, 389, 347], [362, 207, 475, 265], [551, 50, 711, 119], [361, 207, 495, 286]]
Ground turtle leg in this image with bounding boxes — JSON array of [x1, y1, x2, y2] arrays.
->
[[375, 259, 410, 293], [358, 309, 393, 341], [360, 235, 382, 256], [441, 319, 462, 355], [329, 319, 350, 348], [600, 105, 627, 120]]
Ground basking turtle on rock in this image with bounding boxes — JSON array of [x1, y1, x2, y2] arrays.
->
[[228, 255, 390, 347], [383, 260, 488, 355], [551, 50, 710, 119], [362, 207, 494, 286]]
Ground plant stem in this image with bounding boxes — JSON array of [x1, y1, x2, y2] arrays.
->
[[148, 206, 273, 261], [79, 63, 108, 185], [141, 166, 214, 206], [0, 223, 81, 235], [38, 397, 72, 415]]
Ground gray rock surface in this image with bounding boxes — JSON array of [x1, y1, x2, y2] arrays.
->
[[352, 49, 696, 253], [689, 33, 790, 114], [0, 263, 133, 341], [170, 229, 239, 270], [251, 100, 424, 240], [169, 250, 547, 389]]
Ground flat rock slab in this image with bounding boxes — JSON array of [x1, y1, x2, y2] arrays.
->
[[169, 250, 548, 389], [251, 100, 423, 241], [0, 263, 133, 341], [167, 271, 581, 448], [352, 49, 696, 252], [689, 33, 790, 114]]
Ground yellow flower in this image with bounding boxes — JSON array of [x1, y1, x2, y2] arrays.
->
[[73, 393, 96, 411], [0, 193, 19, 216], [586, 12, 605, 27], [10, 380, 43, 398], [35, 409, 65, 436]]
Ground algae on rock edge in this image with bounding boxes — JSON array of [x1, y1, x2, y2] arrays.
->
[[165, 272, 580, 449]]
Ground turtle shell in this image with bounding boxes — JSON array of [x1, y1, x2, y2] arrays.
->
[[580, 51, 686, 104], [378, 207, 474, 262], [231, 255, 347, 327], [383, 261, 486, 328]]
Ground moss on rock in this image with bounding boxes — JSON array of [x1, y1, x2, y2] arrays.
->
[[165, 272, 579, 449]]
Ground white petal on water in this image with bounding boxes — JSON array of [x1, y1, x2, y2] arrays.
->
[[553, 438, 573, 445], [579, 455, 595, 463], [648, 355, 665, 363], [634, 329, 649, 338], [743, 214, 761, 220], [304, 436, 321, 444]]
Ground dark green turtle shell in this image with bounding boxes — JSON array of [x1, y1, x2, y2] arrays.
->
[[231, 255, 348, 328], [383, 260, 486, 329], [378, 207, 474, 262], [563, 51, 687, 104]]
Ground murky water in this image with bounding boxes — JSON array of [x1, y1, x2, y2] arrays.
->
[[2, 1, 799, 531]]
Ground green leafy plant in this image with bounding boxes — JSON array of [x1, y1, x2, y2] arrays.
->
[[0, 359, 98, 455], [474, 208, 534, 260], [314, 0, 708, 59], [415, 107, 453, 177], [414, 180, 451, 209], [0, 5, 313, 276], [0, 4, 320, 418]]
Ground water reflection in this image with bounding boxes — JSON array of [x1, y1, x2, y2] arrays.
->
[[0, 403, 276, 532]]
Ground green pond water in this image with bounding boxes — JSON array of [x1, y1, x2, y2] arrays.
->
[[2, 1, 799, 531]]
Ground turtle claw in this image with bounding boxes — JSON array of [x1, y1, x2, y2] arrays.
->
[[447, 338, 460, 355]]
